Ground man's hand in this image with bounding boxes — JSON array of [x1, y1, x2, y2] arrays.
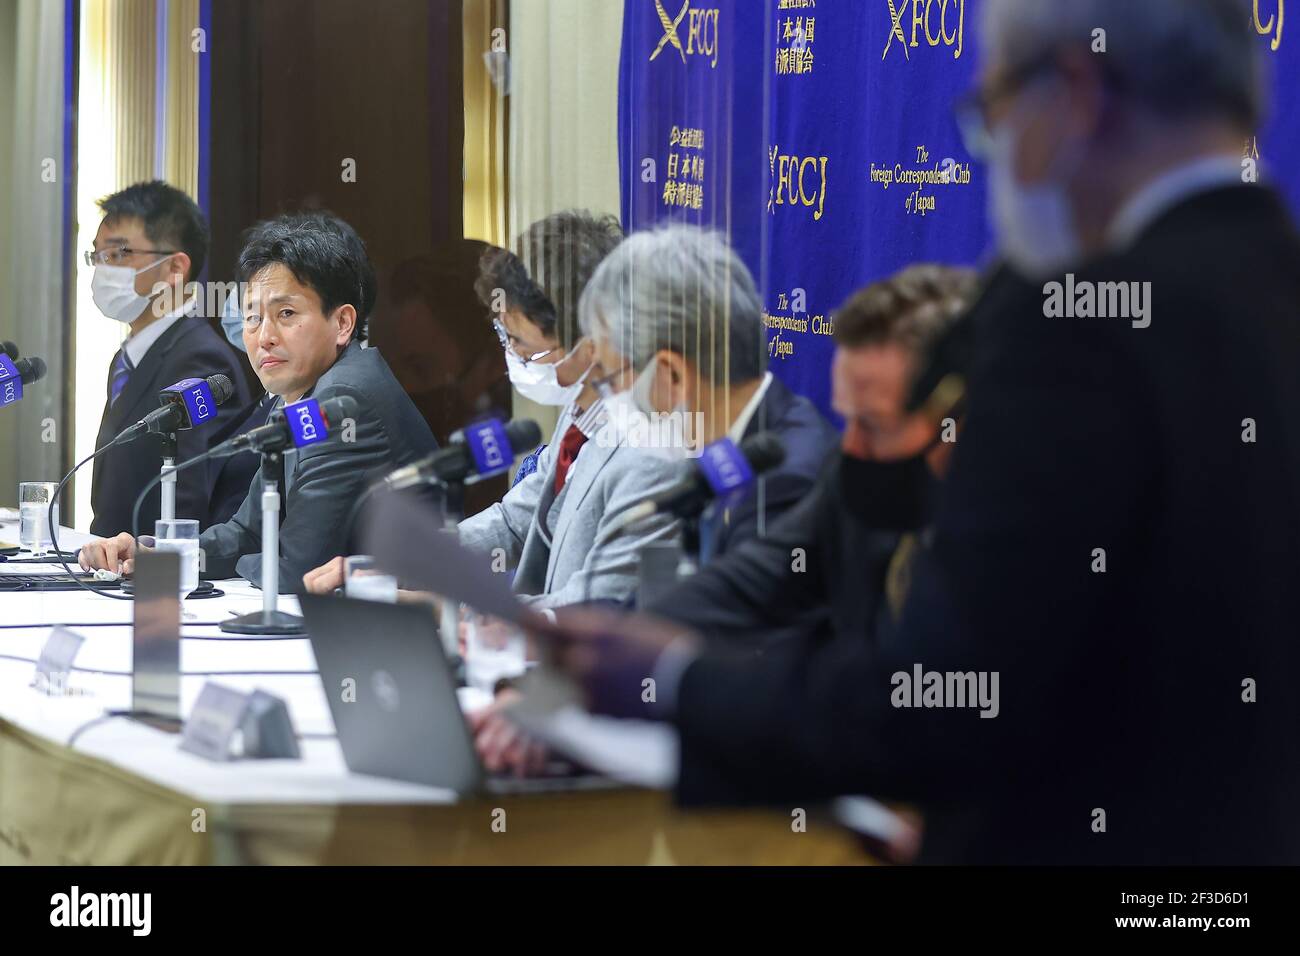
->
[[78, 532, 138, 575], [535, 606, 701, 721], [467, 689, 550, 777], [302, 555, 346, 594]]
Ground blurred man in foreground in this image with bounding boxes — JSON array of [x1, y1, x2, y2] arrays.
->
[[534, 0, 1300, 863]]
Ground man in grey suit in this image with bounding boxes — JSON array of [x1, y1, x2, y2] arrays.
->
[[458, 405, 682, 610], [79, 212, 439, 591]]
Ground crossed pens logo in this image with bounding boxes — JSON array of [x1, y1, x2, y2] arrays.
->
[[649, 0, 721, 69], [883, 0, 966, 62]]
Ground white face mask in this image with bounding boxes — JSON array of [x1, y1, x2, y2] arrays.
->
[[91, 257, 169, 324], [505, 342, 590, 406], [987, 84, 1082, 279], [220, 289, 246, 351], [597, 360, 702, 459]]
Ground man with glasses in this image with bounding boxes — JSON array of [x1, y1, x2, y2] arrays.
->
[[80, 211, 438, 591], [86, 181, 251, 536], [304, 210, 685, 610]]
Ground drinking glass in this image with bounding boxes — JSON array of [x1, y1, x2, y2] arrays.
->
[[18, 482, 58, 556]]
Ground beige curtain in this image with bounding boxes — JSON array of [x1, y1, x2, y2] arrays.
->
[[71, 0, 202, 528], [463, 0, 510, 248], [508, 0, 623, 232], [0, 0, 67, 508], [464, 0, 625, 441]]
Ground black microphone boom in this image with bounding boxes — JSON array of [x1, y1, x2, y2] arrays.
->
[[16, 355, 47, 385], [384, 418, 542, 490], [115, 373, 235, 442], [215, 394, 359, 457], [612, 431, 786, 531]]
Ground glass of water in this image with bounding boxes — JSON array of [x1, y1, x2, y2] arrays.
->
[[19, 482, 58, 556], [154, 519, 200, 600], [344, 554, 398, 603]]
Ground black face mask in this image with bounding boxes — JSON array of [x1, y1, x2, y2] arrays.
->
[[838, 451, 934, 532]]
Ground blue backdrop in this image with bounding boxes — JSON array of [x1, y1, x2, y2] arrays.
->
[[619, 0, 1299, 422]]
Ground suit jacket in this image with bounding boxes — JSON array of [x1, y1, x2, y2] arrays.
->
[[702, 375, 838, 562], [673, 186, 1300, 864], [649, 450, 901, 650], [458, 404, 682, 609], [202, 392, 276, 527], [89, 314, 251, 537], [200, 341, 439, 590]]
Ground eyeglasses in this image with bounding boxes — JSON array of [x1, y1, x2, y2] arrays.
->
[[953, 52, 1060, 158], [493, 319, 557, 365], [84, 246, 179, 268], [590, 360, 634, 400]]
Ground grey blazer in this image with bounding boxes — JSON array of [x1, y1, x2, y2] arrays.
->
[[201, 340, 439, 591], [458, 405, 682, 609]]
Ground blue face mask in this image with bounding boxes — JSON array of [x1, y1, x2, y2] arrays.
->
[[220, 291, 245, 352]]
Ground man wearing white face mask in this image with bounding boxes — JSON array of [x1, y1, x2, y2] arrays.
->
[[579, 225, 836, 565], [303, 210, 685, 608], [86, 181, 250, 537]]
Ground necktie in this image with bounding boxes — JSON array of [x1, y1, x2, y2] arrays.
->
[[108, 349, 134, 405], [553, 424, 588, 494]]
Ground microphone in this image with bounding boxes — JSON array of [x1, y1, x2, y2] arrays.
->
[[384, 418, 542, 490], [215, 394, 359, 457], [612, 432, 786, 531], [0, 354, 47, 409], [2, 341, 18, 359], [115, 373, 236, 442]]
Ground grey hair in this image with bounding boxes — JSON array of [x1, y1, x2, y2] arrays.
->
[[578, 225, 766, 384], [982, 0, 1265, 127]]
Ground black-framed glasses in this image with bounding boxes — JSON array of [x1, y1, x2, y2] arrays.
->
[[492, 319, 557, 365], [84, 246, 179, 268]]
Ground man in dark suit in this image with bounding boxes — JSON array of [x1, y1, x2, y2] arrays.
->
[[645, 265, 981, 650], [80, 212, 439, 591], [86, 181, 250, 535], [539, 0, 1300, 864]]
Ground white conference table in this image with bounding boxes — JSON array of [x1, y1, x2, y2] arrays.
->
[[0, 517, 870, 865]]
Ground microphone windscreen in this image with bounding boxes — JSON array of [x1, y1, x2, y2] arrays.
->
[[738, 431, 786, 475], [20, 356, 47, 385], [504, 418, 542, 454], [1, 341, 18, 359], [321, 394, 359, 425], [207, 373, 235, 405]]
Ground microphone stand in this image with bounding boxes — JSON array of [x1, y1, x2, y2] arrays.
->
[[219, 448, 305, 636], [159, 431, 178, 523], [437, 478, 465, 658]]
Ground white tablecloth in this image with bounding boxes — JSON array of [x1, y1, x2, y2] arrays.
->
[[0, 519, 456, 806]]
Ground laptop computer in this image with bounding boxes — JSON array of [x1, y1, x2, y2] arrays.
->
[[300, 593, 608, 795]]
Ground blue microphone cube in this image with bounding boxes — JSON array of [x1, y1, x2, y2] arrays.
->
[[169, 378, 217, 428], [0, 354, 24, 408], [464, 418, 511, 479], [285, 398, 329, 449], [698, 438, 755, 508]]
